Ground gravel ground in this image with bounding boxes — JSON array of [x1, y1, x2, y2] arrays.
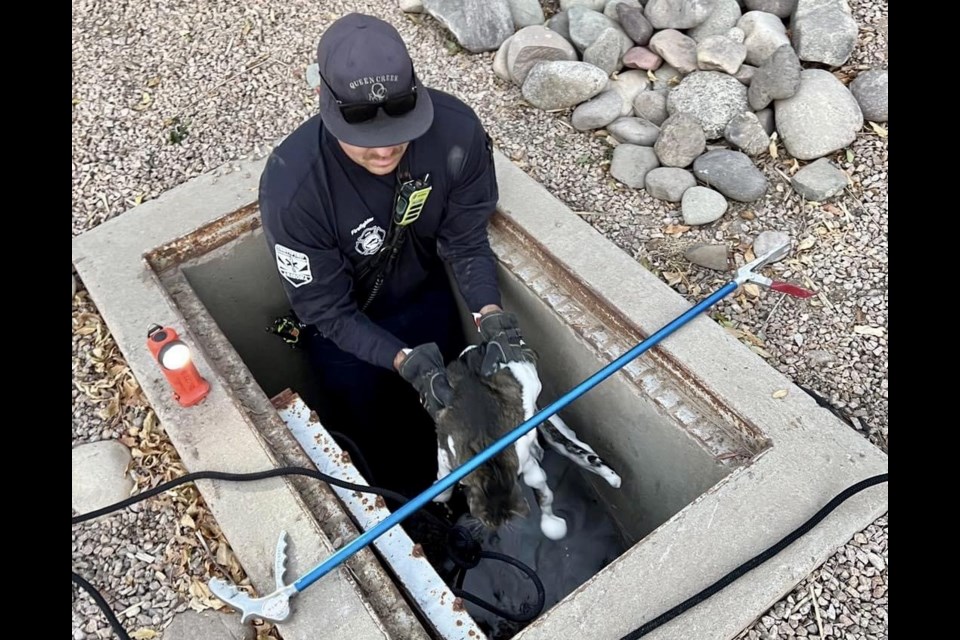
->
[[72, 1, 888, 638]]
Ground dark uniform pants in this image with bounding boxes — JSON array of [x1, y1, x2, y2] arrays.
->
[[305, 273, 469, 499]]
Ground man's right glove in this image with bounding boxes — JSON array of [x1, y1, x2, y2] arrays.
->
[[477, 311, 536, 376], [397, 343, 454, 422]]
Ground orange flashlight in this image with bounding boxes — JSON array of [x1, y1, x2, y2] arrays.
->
[[146, 324, 211, 407]]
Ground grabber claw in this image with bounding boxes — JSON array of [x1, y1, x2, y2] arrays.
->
[[208, 530, 298, 623], [734, 238, 815, 299]]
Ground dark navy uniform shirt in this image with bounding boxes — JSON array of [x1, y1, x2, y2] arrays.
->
[[259, 88, 501, 371]]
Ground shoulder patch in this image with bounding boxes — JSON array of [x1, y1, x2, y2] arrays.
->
[[275, 244, 313, 288]]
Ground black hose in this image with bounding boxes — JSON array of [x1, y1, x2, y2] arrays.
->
[[619, 473, 888, 639], [71, 466, 415, 526], [444, 523, 547, 623], [452, 550, 547, 623], [72, 465, 543, 637], [72, 571, 132, 640], [73, 462, 886, 639], [327, 429, 378, 484]]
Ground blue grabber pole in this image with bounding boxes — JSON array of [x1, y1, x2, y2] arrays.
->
[[208, 239, 814, 623]]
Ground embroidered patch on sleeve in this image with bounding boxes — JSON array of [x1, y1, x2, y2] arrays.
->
[[275, 244, 313, 288]]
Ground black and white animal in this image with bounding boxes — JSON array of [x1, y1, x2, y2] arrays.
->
[[433, 343, 621, 540]]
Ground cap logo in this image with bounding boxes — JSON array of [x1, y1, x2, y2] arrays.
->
[[369, 82, 387, 102]]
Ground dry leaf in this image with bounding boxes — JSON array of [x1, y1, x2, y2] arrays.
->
[[662, 271, 683, 286], [181, 513, 197, 529], [797, 236, 816, 251], [188, 597, 210, 612], [130, 630, 158, 640], [647, 69, 657, 82], [743, 283, 761, 297], [107, 363, 128, 379], [738, 328, 765, 347], [122, 379, 142, 403], [854, 325, 884, 337], [724, 327, 743, 340], [772, 389, 788, 399], [133, 91, 152, 111], [194, 580, 214, 599], [663, 223, 691, 235], [216, 541, 232, 566], [768, 132, 779, 159], [750, 345, 773, 358], [868, 122, 887, 138], [99, 396, 121, 420], [744, 248, 756, 262]]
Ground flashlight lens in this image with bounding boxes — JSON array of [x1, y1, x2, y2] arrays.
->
[[160, 343, 192, 370]]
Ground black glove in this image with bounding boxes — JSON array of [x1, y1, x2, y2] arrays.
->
[[397, 343, 454, 421], [477, 311, 536, 376]]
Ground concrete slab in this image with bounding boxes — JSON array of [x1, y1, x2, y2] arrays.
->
[[72, 163, 393, 640], [162, 610, 255, 640], [72, 147, 888, 640], [490, 151, 888, 640]]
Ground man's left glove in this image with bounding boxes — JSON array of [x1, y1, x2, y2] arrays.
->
[[477, 311, 536, 376], [397, 343, 454, 422]]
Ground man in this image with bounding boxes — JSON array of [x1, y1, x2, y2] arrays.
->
[[259, 13, 532, 497]]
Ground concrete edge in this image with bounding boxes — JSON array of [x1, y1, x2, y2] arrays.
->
[[71, 158, 393, 640], [491, 150, 888, 640], [71, 146, 889, 640]]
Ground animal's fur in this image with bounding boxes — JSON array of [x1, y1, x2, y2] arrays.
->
[[433, 342, 622, 539], [434, 347, 529, 530]]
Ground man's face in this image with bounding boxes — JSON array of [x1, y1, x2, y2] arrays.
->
[[338, 139, 410, 176]]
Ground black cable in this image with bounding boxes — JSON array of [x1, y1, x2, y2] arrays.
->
[[619, 473, 888, 640], [72, 465, 541, 636], [444, 523, 547, 622], [327, 429, 379, 484], [72, 571, 132, 640], [73, 467, 885, 639], [451, 550, 547, 623], [71, 466, 415, 526]]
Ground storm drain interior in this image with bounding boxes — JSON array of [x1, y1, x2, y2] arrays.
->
[[177, 217, 767, 638]]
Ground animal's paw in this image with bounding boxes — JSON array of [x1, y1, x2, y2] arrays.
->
[[540, 513, 568, 540], [604, 470, 623, 489]]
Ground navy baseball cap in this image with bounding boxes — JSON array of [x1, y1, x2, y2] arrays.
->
[[316, 13, 434, 148]]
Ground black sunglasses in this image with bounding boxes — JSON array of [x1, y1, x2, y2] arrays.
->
[[319, 72, 418, 124]]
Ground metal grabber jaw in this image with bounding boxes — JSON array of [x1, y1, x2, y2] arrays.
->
[[208, 531, 298, 624], [733, 239, 816, 298]]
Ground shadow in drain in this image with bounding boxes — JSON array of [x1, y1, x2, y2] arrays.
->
[[367, 436, 627, 640]]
